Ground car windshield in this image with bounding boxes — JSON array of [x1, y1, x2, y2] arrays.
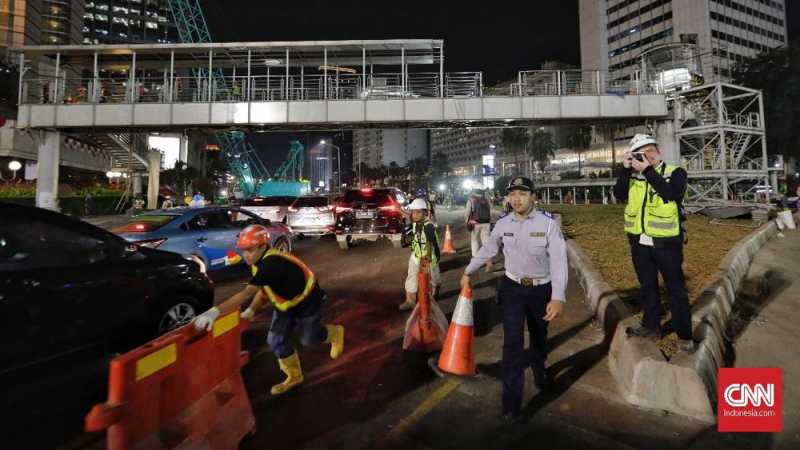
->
[[343, 189, 393, 206], [244, 196, 295, 206], [294, 197, 328, 208], [113, 215, 178, 233]]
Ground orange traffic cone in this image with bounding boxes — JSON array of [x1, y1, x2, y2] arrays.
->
[[437, 286, 475, 376], [403, 270, 448, 352], [442, 224, 456, 254]]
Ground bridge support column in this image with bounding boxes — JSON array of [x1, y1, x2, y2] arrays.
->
[[559, 189, 563, 204], [132, 173, 143, 196], [602, 186, 607, 204], [572, 186, 577, 205], [546, 188, 550, 204], [36, 131, 61, 211], [147, 151, 160, 210], [655, 118, 680, 166]]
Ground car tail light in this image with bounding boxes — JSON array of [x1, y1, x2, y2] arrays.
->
[[334, 205, 352, 214], [379, 204, 398, 212], [134, 238, 167, 249]]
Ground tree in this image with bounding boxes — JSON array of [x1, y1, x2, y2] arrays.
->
[[406, 157, 429, 191], [431, 152, 451, 177], [596, 124, 625, 178], [501, 128, 529, 175], [734, 42, 800, 161], [527, 128, 556, 177], [567, 126, 592, 177], [160, 161, 198, 197]]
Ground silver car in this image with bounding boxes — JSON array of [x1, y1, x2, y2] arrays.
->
[[287, 195, 335, 237], [241, 196, 297, 223]]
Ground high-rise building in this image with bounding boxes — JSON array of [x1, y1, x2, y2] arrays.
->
[[580, 0, 788, 81], [0, 1, 41, 49], [430, 128, 503, 177], [82, 0, 177, 45], [41, 0, 84, 45], [352, 129, 428, 170]]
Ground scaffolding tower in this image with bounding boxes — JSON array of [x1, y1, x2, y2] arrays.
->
[[674, 82, 769, 205]]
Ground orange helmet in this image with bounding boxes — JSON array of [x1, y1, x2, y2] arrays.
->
[[236, 224, 270, 250]]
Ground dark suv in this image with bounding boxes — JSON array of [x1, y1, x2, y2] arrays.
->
[[334, 187, 408, 249]]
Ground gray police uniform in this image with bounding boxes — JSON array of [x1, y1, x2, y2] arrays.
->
[[465, 207, 568, 417]]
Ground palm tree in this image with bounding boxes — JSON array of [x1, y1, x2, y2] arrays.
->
[[567, 126, 592, 178], [528, 128, 556, 179], [501, 128, 530, 175]]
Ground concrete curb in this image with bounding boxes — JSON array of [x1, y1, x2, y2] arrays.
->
[[567, 212, 799, 424]]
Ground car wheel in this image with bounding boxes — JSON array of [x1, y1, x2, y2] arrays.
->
[[157, 298, 198, 335], [273, 237, 290, 253]]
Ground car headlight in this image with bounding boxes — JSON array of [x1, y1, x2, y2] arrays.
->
[[184, 254, 207, 275]]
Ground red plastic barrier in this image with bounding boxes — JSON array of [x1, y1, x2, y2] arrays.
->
[[85, 311, 255, 450]]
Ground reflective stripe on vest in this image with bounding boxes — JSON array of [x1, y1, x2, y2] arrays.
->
[[250, 249, 316, 312], [411, 220, 439, 264], [623, 163, 681, 238]]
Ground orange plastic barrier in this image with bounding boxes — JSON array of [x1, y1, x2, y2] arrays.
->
[[85, 311, 255, 450]]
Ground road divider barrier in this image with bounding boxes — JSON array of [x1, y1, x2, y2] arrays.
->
[[85, 311, 255, 450]]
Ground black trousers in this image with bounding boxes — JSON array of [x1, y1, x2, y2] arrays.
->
[[499, 276, 551, 416], [630, 241, 692, 340]]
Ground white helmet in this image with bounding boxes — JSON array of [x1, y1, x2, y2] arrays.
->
[[629, 133, 658, 153], [408, 198, 428, 210]]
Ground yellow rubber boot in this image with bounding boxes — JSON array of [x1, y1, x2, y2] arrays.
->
[[271, 352, 304, 395], [325, 324, 345, 359]]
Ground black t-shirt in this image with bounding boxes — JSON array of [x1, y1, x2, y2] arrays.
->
[[249, 253, 319, 302]]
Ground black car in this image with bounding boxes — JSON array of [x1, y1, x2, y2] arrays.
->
[[333, 187, 409, 249], [0, 202, 214, 446]]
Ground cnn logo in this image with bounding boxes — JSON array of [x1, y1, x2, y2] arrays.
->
[[718, 368, 782, 432], [723, 383, 774, 407]]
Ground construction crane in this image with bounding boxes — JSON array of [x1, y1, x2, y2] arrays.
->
[[165, 0, 270, 198]]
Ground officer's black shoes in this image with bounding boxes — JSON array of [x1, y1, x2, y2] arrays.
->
[[533, 366, 552, 391], [502, 412, 524, 425], [625, 324, 660, 339], [678, 339, 698, 354]]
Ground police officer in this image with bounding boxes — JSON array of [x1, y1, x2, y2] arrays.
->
[[460, 176, 568, 423], [613, 134, 696, 353]]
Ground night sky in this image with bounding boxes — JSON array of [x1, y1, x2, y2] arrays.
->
[[199, 0, 799, 172]]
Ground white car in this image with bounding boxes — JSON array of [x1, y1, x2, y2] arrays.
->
[[241, 196, 297, 223], [287, 196, 335, 237]]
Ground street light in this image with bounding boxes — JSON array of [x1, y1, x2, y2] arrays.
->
[[8, 160, 21, 179], [320, 140, 341, 193]]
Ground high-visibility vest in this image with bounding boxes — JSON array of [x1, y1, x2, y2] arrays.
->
[[623, 163, 681, 238], [411, 220, 440, 265], [251, 249, 317, 312]]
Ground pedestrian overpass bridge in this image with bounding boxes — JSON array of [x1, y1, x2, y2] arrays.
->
[[15, 40, 668, 131], [12, 39, 671, 211]]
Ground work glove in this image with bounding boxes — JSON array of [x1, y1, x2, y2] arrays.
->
[[193, 307, 221, 332], [240, 307, 256, 321]]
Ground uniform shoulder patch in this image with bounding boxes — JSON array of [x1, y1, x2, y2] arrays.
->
[[538, 209, 554, 219]]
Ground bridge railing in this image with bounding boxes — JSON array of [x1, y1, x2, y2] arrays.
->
[[509, 70, 664, 96], [19, 70, 660, 105]]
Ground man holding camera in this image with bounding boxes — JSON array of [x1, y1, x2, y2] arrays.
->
[[613, 134, 696, 353]]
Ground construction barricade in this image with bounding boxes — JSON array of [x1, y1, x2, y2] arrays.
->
[[85, 311, 255, 450]]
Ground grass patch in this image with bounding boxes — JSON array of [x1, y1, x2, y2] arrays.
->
[[543, 204, 754, 354]]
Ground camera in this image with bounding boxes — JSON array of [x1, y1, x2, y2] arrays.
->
[[632, 152, 644, 162]]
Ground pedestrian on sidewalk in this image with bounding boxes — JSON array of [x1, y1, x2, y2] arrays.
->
[[465, 188, 493, 272], [193, 224, 345, 396], [399, 198, 441, 311], [613, 134, 695, 353], [461, 176, 568, 423]]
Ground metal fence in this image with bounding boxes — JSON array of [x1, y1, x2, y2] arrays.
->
[[20, 70, 662, 105]]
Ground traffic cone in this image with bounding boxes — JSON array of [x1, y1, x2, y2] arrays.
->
[[403, 270, 448, 352], [442, 224, 456, 254], [437, 286, 475, 376]]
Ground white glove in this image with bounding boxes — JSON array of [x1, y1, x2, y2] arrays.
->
[[240, 308, 256, 321], [193, 307, 221, 331]]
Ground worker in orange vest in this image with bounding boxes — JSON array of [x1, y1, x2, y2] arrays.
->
[[193, 224, 345, 395]]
